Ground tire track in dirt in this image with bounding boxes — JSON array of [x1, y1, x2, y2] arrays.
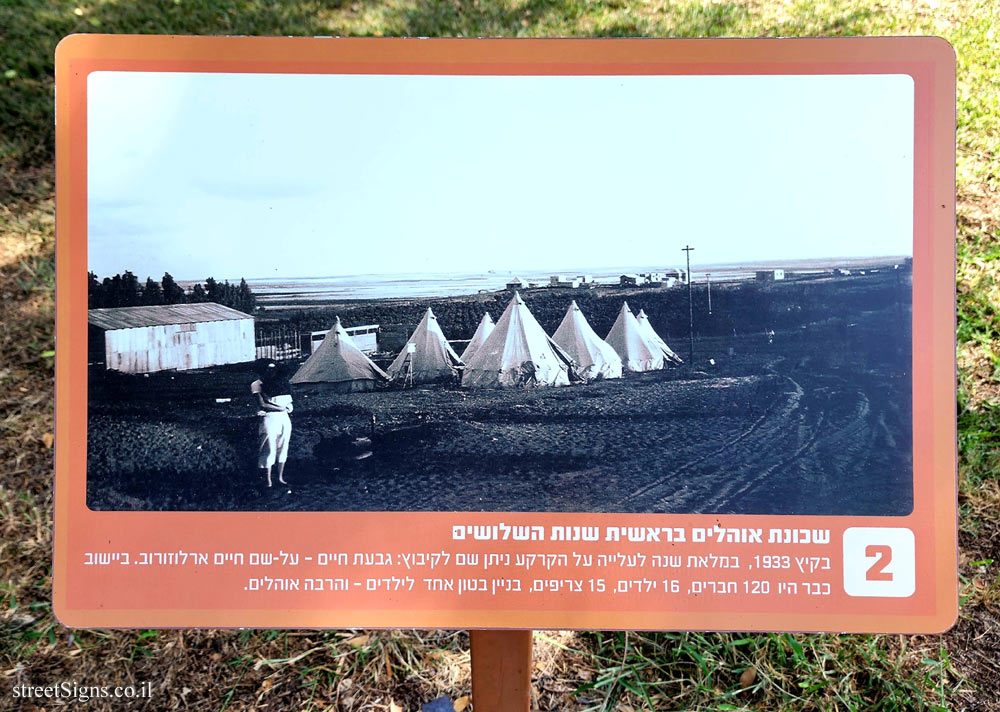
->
[[644, 368, 875, 514], [699, 374, 874, 512], [613, 362, 804, 510], [645, 378, 809, 513]]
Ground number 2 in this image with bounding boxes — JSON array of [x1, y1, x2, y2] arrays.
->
[[865, 545, 893, 581]]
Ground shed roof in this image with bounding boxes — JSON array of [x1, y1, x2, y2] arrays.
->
[[88, 303, 253, 330]]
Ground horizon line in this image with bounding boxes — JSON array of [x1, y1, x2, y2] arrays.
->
[[89, 254, 913, 284]]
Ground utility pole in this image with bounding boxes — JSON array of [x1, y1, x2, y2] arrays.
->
[[682, 245, 695, 363], [706, 273, 712, 315]]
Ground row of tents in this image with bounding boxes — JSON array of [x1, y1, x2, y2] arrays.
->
[[289, 292, 682, 392]]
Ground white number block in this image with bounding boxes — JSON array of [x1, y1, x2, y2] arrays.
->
[[842, 527, 916, 597]]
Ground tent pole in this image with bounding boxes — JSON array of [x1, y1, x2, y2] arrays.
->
[[470, 630, 532, 712]]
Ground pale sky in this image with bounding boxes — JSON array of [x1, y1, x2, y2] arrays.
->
[[88, 71, 914, 281]]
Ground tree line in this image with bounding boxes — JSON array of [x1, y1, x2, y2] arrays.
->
[[88, 271, 257, 314]]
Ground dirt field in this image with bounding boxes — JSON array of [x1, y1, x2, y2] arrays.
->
[[88, 277, 912, 515]]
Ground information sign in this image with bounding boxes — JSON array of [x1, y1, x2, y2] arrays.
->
[[54, 35, 957, 632]]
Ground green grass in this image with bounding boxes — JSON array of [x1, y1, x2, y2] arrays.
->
[[1, 1, 998, 710], [557, 631, 962, 711]]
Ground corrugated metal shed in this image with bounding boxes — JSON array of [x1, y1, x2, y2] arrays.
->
[[88, 303, 251, 331]]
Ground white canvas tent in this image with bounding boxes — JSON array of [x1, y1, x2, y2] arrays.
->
[[462, 292, 575, 388], [460, 312, 495, 363], [387, 307, 464, 384], [605, 301, 664, 372], [290, 317, 388, 392], [552, 300, 623, 381], [637, 309, 684, 365]]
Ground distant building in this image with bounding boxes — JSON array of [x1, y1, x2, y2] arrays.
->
[[310, 324, 379, 355], [663, 268, 686, 283], [576, 274, 595, 285], [506, 277, 529, 290], [755, 269, 786, 283], [834, 268, 852, 276], [550, 275, 582, 288], [620, 274, 647, 287], [88, 303, 255, 373], [641, 271, 675, 286]]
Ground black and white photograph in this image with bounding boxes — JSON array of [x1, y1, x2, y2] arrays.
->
[[85, 70, 914, 515]]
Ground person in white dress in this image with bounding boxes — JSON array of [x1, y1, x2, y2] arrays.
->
[[251, 360, 293, 488]]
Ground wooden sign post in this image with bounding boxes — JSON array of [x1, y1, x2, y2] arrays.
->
[[470, 630, 533, 712]]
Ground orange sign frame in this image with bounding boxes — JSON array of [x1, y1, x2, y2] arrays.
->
[[54, 35, 957, 632]]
